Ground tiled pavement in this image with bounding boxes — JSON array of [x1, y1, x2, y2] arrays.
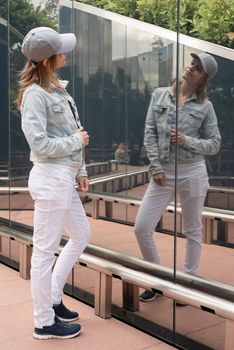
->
[[0, 264, 176, 350], [1, 212, 233, 349]]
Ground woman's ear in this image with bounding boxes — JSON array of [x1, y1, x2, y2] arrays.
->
[[43, 59, 48, 67]]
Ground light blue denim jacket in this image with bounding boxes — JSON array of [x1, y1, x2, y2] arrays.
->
[[21, 81, 87, 178], [144, 87, 221, 175]]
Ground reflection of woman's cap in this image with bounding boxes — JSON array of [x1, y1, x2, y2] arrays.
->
[[21, 27, 76, 62], [191, 52, 218, 80]]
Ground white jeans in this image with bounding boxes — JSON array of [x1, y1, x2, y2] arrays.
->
[[134, 162, 209, 275], [28, 164, 91, 328]]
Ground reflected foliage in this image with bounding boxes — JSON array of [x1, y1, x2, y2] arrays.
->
[[0, 0, 57, 36], [78, 0, 139, 19], [79, 0, 234, 48], [0, 0, 58, 175], [77, 69, 151, 162]]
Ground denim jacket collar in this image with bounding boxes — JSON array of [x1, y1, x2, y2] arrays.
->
[[48, 80, 69, 90], [168, 85, 198, 104]]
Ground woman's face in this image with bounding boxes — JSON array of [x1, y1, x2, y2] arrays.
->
[[182, 58, 208, 88], [55, 53, 67, 69]]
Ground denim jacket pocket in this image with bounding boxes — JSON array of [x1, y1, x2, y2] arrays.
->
[[153, 105, 168, 125], [50, 102, 66, 125], [153, 105, 168, 114], [51, 102, 64, 113], [187, 111, 205, 128]]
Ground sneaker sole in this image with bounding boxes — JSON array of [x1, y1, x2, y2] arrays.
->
[[33, 329, 81, 340], [139, 295, 157, 302], [175, 301, 187, 307], [56, 315, 79, 322]]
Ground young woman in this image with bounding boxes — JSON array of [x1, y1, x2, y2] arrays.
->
[[17, 27, 91, 339], [134, 53, 221, 302]]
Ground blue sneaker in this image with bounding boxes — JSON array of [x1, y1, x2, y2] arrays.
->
[[33, 316, 81, 339], [139, 290, 157, 302], [53, 301, 79, 322]]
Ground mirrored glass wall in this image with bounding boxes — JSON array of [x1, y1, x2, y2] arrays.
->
[[1, 1, 233, 349]]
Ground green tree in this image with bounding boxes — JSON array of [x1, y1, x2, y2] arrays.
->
[[79, 0, 139, 18], [191, 0, 234, 48], [1, 0, 58, 114], [0, 0, 57, 36], [0, 0, 58, 155], [78, 0, 234, 48]]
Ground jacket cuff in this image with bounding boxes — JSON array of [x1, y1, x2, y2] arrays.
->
[[76, 168, 88, 178], [149, 162, 164, 176]]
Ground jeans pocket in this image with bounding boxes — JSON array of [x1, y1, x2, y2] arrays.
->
[[28, 172, 61, 201], [189, 176, 209, 198]]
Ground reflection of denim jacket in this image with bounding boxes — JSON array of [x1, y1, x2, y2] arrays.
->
[[21, 81, 87, 178], [115, 149, 129, 164], [144, 87, 221, 175]]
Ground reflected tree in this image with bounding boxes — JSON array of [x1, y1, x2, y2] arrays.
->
[[0, 0, 58, 173], [79, 67, 151, 161], [79, 0, 234, 48]]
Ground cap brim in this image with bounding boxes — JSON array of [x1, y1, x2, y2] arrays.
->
[[191, 53, 199, 60], [190, 52, 208, 75], [58, 33, 76, 54]]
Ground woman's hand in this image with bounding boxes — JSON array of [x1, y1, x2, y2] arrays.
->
[[77, 176, 89, 192], [76, 127, 89, 146], [171, 130, 185, 147], [152, 172, 166, 186]]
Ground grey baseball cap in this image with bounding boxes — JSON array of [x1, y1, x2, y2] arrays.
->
[[191, 52, 218, 80], [21, 27, 76, 62]]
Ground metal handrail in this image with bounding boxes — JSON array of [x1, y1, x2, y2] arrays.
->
[[81, 191, 234, 218], [89, 168, 148, 185], [1, 185, 234, 220], [79, 253, 234, 321], [0, 168, 148, 186], [1, 222, 233, 303], [84, 244, 234, 303], [1, 225, 234, 322]]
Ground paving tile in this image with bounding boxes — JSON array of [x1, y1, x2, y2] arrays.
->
[[0, 266, 176, 350], [184, 321, 225, 350], [0, 278, 31, 306], [0, 264, 18, 282]]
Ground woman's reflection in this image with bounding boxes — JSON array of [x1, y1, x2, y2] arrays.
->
[[134, 53, 221, 303]]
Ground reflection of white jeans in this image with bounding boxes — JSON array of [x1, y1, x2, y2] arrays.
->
[[134, 162, 209, 275], [28, 164, 91, 328]]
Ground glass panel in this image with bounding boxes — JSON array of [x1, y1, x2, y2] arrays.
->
[[83, 13, 105, 167], [59, 1, 74, 92], [0, 1, 10, 226], [8, 0, 61, 228], [111, 20, 128, 190], [9, 16, 33, 225], [174, 3, 233, 350], [70, 3, 234, 349], [4, 1, 233, 349]]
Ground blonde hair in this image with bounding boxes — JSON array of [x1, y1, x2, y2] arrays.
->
[[171, 79, 208, 104], [17, 55, 62, 110]]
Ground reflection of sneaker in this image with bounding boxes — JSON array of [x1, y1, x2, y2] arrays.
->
[[175, 301, 187, 307], [139, 290, 157, 302], [33, 316, 81, 339], [53, 301, 79, 322]]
